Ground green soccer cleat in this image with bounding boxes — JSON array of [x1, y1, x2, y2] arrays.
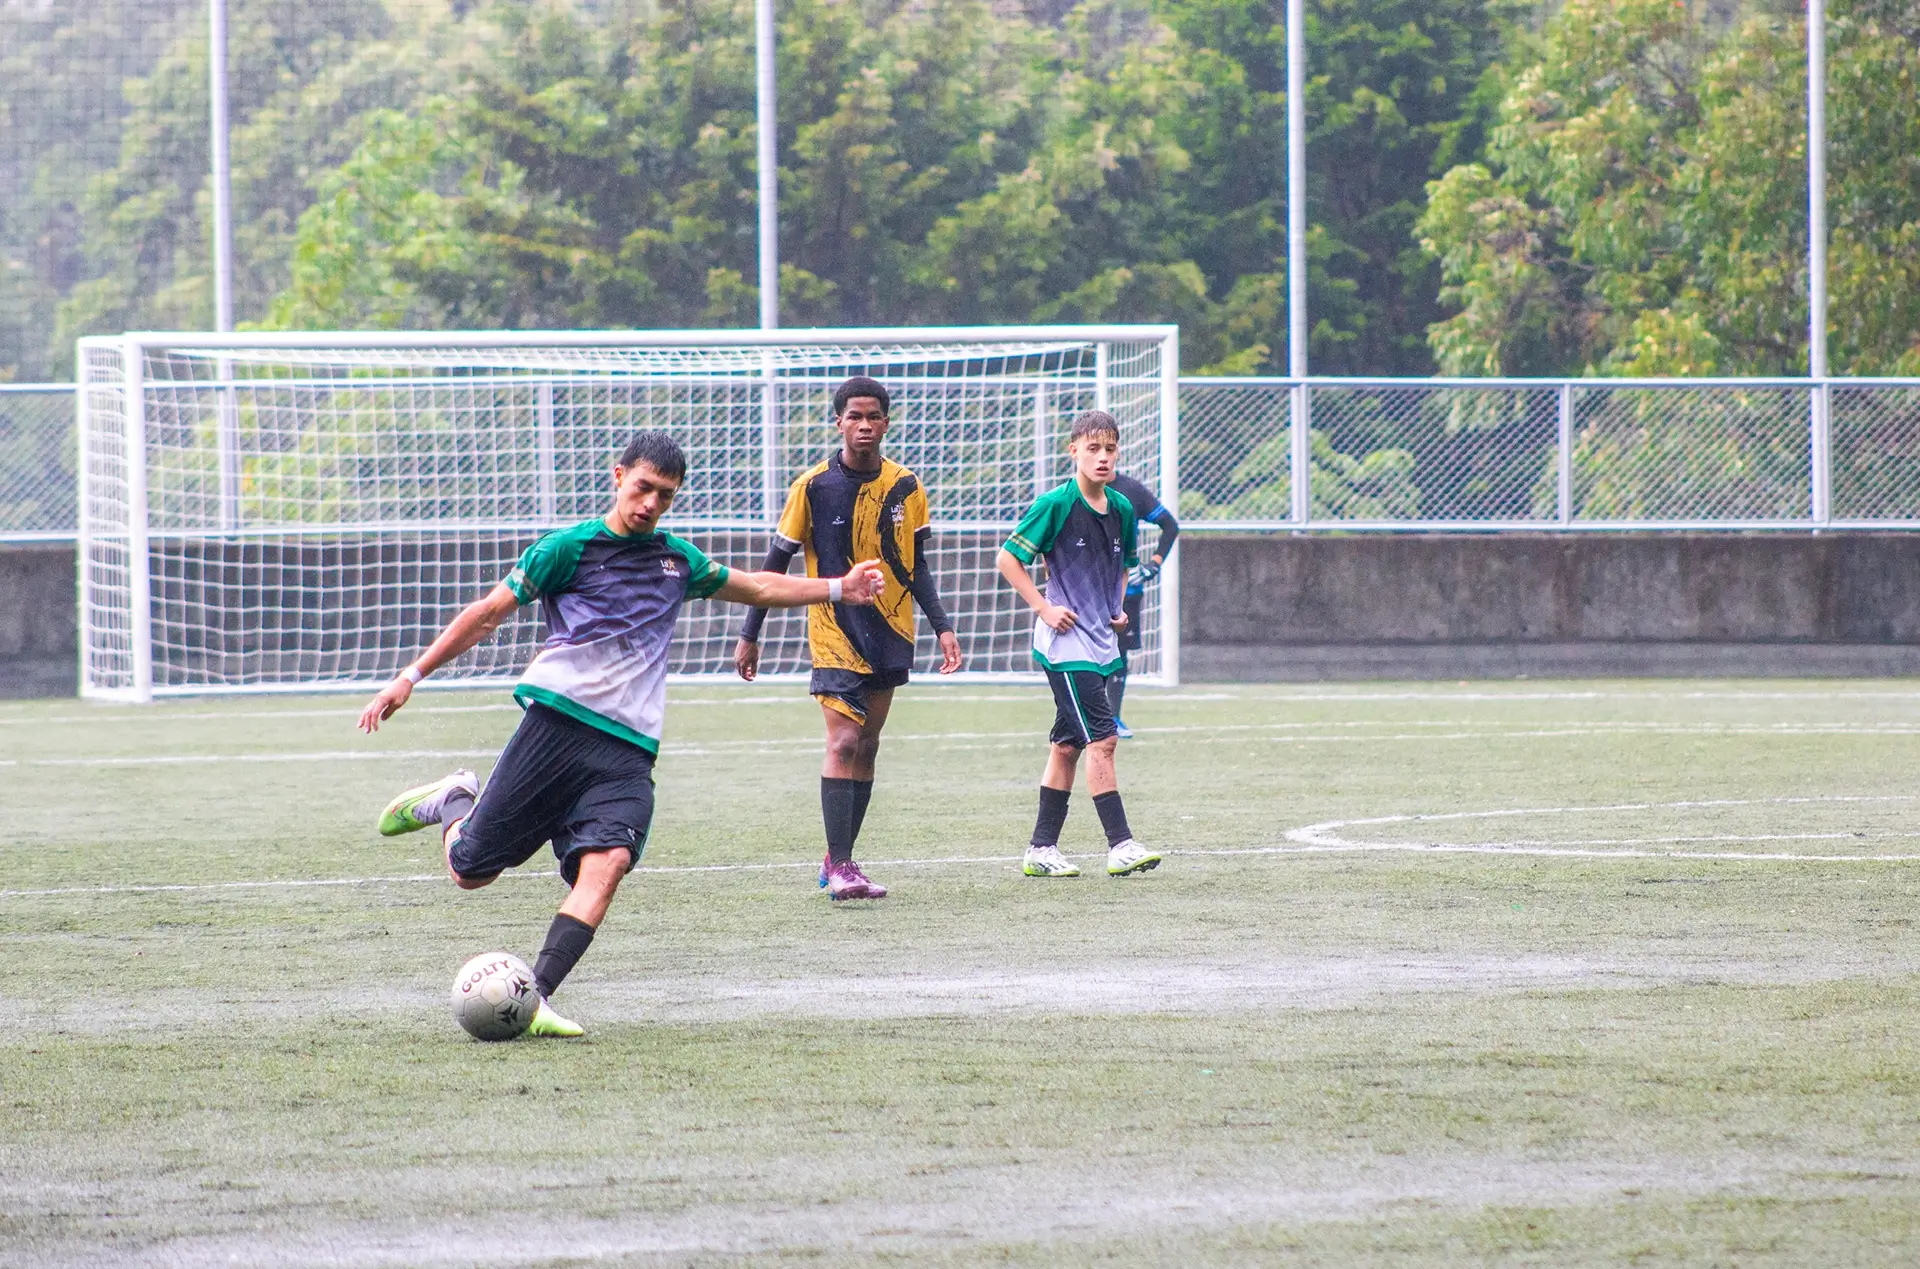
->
[[525, 997, 584, 1038], [1022, 845, 1082, 877], [1106, 839, 1163, 876], [377, 769, 478, 837]]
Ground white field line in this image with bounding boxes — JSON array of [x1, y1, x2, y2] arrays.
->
[[10, 686, 1920, 727], [1282, 795, 1920, 862], [9, 722, 1920, 769], [9, 798, 1920, 899], [0, 692, 1246, 727]]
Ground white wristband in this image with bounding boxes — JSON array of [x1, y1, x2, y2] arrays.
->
[[403, 665, 424, 685], [827, 577, 844, 602]]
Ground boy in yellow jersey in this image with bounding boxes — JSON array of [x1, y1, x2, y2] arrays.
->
[[735, 377, 964, 899]]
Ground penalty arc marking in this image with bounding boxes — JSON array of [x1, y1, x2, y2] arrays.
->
[[1281, 795, 1920, 862]]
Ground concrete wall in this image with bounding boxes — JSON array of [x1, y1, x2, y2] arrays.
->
[[9, 535, 1920, 696], [0, 544, 77, 698], [1181, 535, 1920, 679]]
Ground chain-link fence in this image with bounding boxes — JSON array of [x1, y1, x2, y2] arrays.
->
[[0, 385, 78, 539], [1178, 378, 1920, 531], [15, 375, 1920, 541]]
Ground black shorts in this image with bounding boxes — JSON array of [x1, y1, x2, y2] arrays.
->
[[1119, 589, 1145, 653], [1045, 668, 1119, 747], [449, 703, 655, 888], [811, 666, 909, 724]]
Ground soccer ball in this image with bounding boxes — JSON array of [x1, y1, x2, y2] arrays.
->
[[451, 952, 538, 1041]]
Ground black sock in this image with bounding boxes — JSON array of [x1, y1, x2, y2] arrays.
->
[[532, 913, 595, 999], [1031, 785, 1071, 848], [440, 790, 476, 826], [849, 779, 875, 846], [1093, 790, 1134, 847], [822, 777, 860, 864], [1108, 662, 1129, 718]]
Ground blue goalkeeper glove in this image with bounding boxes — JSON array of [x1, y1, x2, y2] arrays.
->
[[1128, 561, 1160, 589]]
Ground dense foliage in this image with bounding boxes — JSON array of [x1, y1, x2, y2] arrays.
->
[[5, 0, 1515, 378], [1419, 0, 1920, 376], [4, 0, 1918, 394]]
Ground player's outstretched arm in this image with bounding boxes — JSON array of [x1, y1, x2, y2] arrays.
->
[[716, 559, 888, 610], [357, 583, 521, 733], [996, 548, 1077, 633]]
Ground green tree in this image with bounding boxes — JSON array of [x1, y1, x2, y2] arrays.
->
[[1418, 0, 1920, 377]]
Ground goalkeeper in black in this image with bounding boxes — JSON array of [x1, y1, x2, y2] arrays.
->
[[734, 376, 964, 900]]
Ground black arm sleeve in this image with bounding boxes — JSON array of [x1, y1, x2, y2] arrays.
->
[[738, 538, 800, 641], [907, 527, 953, 636], [1147, 506, 1179, 560]]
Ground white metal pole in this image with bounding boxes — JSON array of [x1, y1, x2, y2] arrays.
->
[[755, 0, 779, 331], [535, 381, 557, 522], [1033, 384, 1049, 496], [1289, 381, 1311, 525], [208, 0, 234, 332], [1808, 0, 1827, 379], [1286, 0, 1309, 529], [123, 338, 154, 703], [1556, 382, 1573, 525], [1157, 331, 1181, 686], [75, 351, 93, 696], [1807, 0, 1831, 523], [1287, 0, 1307, 380]]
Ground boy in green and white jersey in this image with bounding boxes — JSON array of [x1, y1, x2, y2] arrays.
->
[[996, 411, 1163, 879], [358, 431, 887, 1036]]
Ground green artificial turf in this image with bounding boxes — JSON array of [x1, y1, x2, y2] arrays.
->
[[3, 680, 1919, 1266]]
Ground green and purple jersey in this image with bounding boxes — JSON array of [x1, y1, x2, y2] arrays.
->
[[504, 519, 729, 752]]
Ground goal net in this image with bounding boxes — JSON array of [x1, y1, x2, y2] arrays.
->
[[77, 327, 1179, 700]]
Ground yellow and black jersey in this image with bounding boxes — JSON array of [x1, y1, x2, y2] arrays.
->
[[739, 454, 952, 674]]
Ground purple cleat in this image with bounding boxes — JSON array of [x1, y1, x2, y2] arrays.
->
[[825, 860, 888, 901]]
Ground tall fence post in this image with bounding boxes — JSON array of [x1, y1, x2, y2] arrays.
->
[[122, 338, 153, 702], [1032, 383, 1049, 497], [1095, 340, 1110, 414], [1811, 380, 1831, 526], [1288, 380, 1310, 526], [759, 353, 779, 525], [535, 381, 557, 522], [1556, 382, 1574, 525], [216, 360, 239, 532]]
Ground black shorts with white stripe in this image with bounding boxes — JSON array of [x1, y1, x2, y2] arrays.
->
[[1044, 667, 1119, 747]]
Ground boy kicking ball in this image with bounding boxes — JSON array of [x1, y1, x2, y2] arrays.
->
[[996, 410, 1162, 879]]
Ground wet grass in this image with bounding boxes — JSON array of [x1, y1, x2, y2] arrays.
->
[[3, 681, 1920, 1265]]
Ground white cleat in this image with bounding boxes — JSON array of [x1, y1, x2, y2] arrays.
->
[[1022, 844, 1082, 877], [378, 769, 478, 836], [1106, 839, 1163, 876]]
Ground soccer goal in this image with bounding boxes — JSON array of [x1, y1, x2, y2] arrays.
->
[[76, 327, 1180, 700]]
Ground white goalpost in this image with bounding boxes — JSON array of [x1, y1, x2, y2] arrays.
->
[[76, 327, 1180, 701]]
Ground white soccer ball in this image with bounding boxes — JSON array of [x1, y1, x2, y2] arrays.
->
[[451, 951, 538, 1041]]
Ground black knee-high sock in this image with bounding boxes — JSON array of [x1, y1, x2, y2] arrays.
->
[[1093, 790, 1134, 846], [849, 779, 875, 846], [1108, 657, 1129, 719], [822, 777, 860, 864], [1031, 786, 1071, 848], [533, 913, 595, 999]]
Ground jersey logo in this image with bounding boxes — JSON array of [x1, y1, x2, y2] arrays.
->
[[890, 504, 906, 525], [1075, 537, 1086, 547], [661, 559, 681, 577], [833, 516, 848, 525]]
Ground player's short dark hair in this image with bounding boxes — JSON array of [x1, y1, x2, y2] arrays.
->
[[832, 376, 890, 417], [1069, 409, 1119, 443], [617, 430, 687, 481]]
